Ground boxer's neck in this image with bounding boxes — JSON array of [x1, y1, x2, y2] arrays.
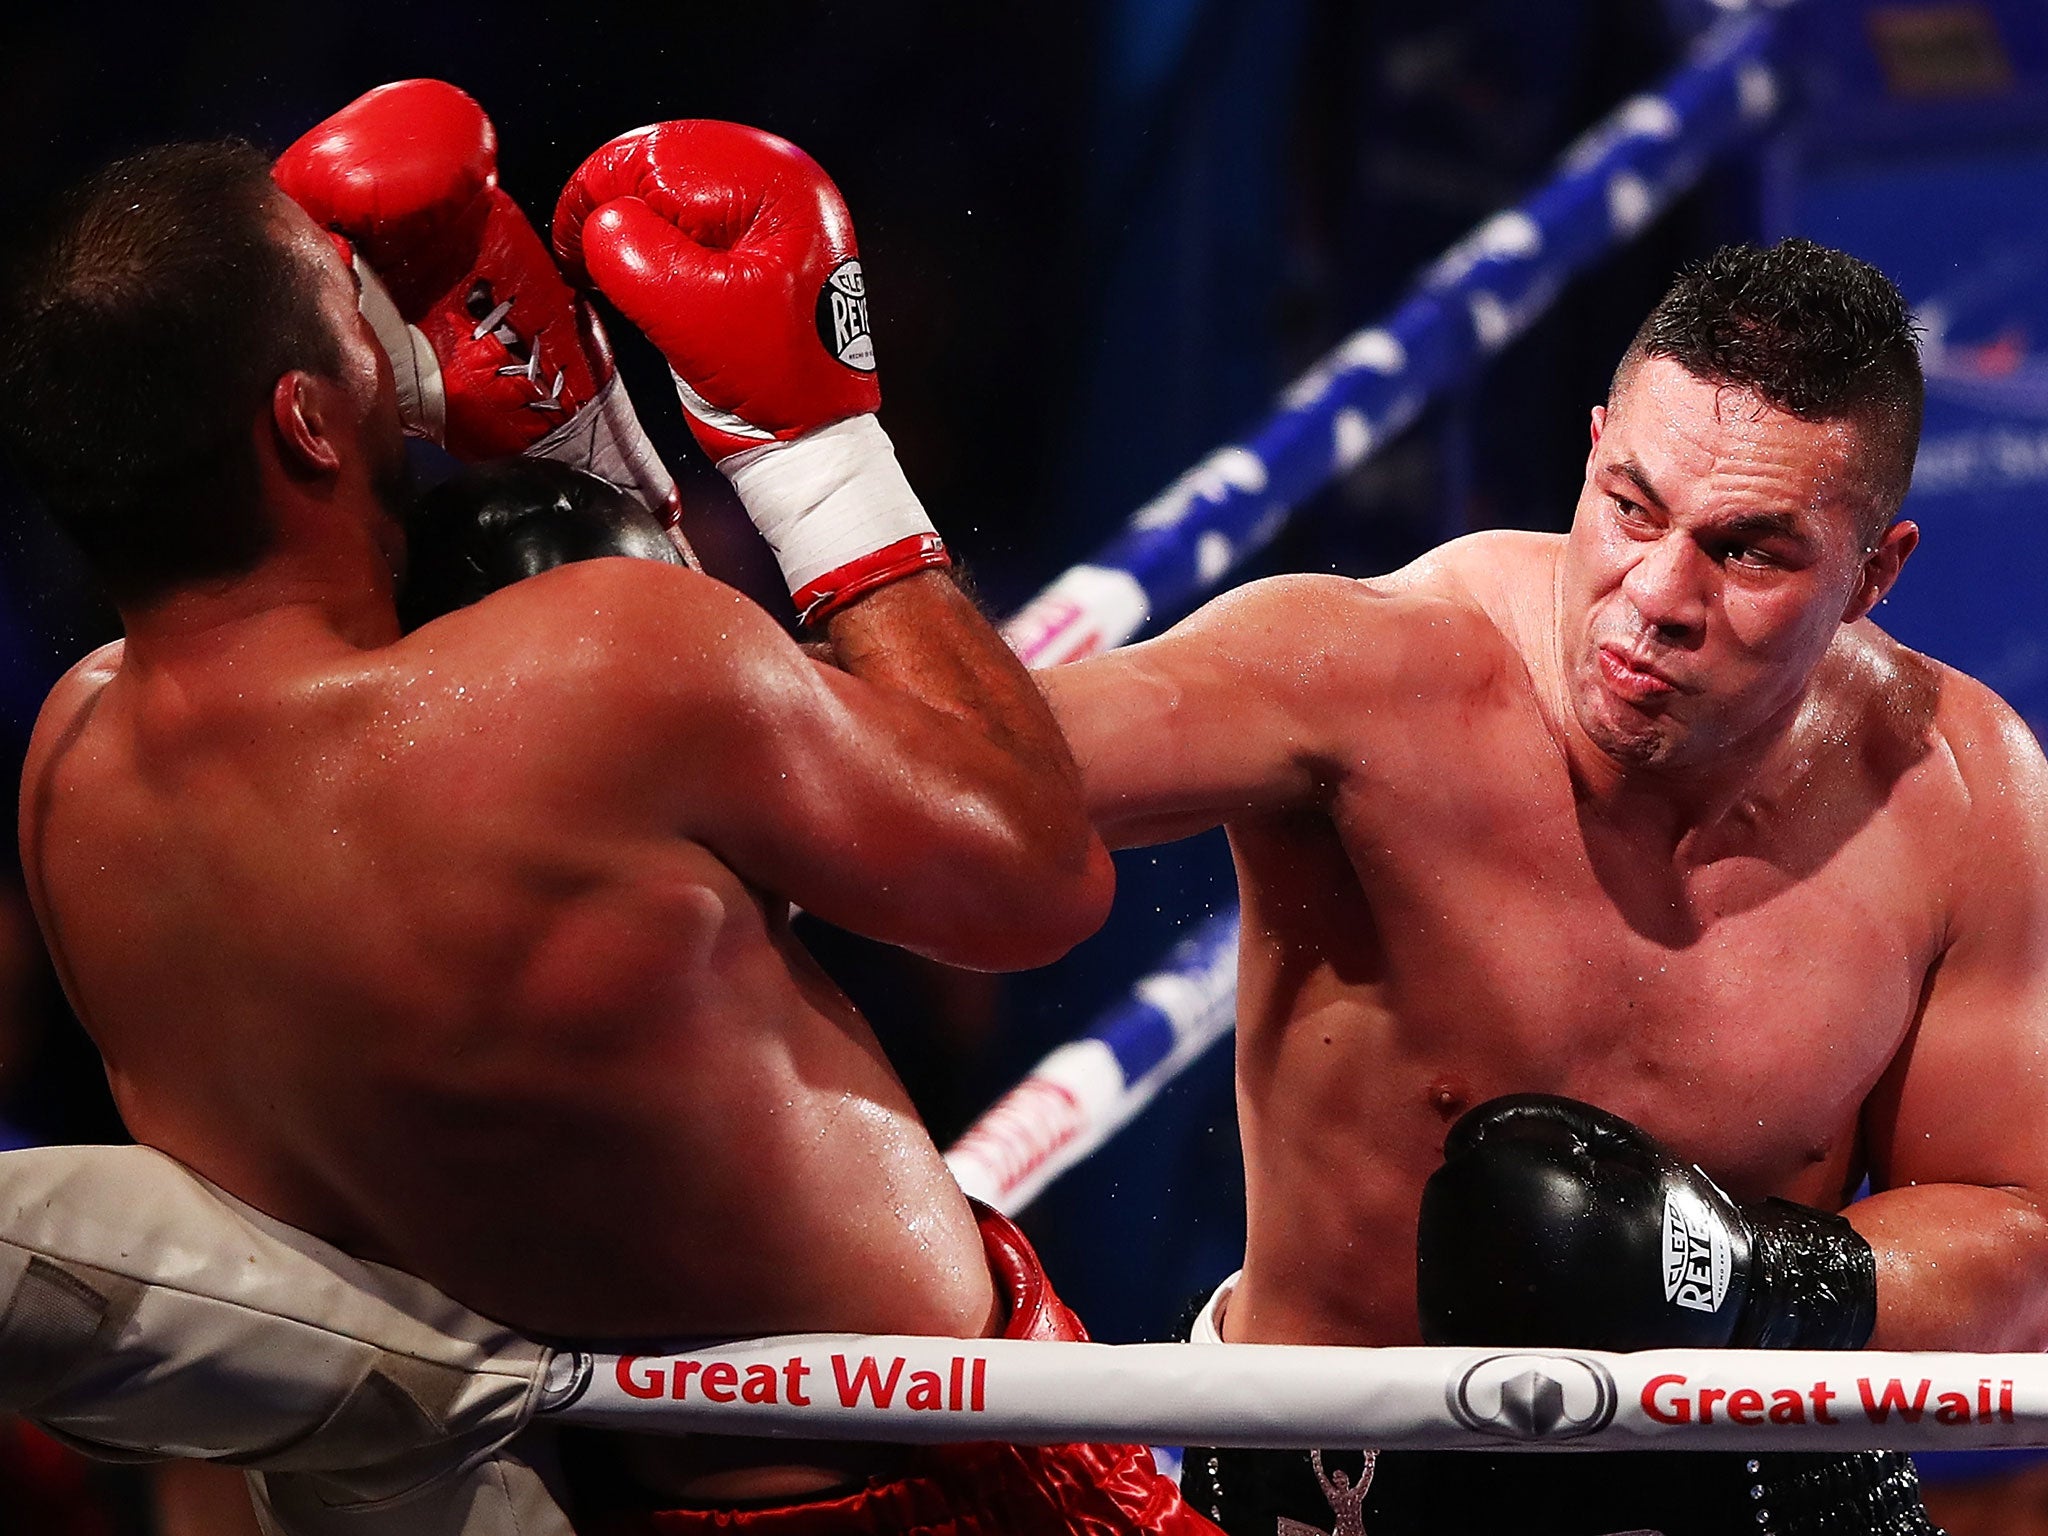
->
[[119, 512, 402, 669], [1550, 663, 1825, 859]]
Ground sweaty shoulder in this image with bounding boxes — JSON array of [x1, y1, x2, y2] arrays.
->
[[377, 557, 825, 825], [22, 641, 123, 792], [1123, 540, 1535, 762], [1846, 625, 2048, 868], [1375, 528, 1559, 617], [1189, 530, 1538, 677], [398, 555, 794, 712], [1353, 529, 1551, 691], [1921, 643, 2048, 836], [18, 640, 123, 904]]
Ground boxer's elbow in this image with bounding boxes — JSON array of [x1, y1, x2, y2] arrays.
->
[[1016, 826, 1116, 965], [931, 804, 1115, 970], [1997, 1189, 2048, 1350]]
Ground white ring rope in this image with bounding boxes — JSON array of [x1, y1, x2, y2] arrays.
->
[[946, 909, 1239, 1213], [543, 1335, 2048, 1454]]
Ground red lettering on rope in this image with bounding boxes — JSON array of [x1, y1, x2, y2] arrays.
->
[[834, 1353, 907, 1408], [617, 1356, 664, 1400], [1643, 1373, 1691, 1424], [1859, 1377, 1931, 1423], [784, 1357, 813, 1406], [700, 1362, 738, 1403]]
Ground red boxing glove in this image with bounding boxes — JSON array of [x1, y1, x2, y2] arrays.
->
[[556, 121, 945, 622], [276, 80, 681, 527], [553, 120, 878, 460]]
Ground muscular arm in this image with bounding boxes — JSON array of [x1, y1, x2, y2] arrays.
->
[[1042, 570, 1500, 848], [771, 567, 1114, 967], [1040, 574, 1398, 847], [481, 559, 1109, 970], [1852, 695, 2048, 1350]]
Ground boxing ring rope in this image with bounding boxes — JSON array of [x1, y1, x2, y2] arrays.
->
[[998, 8, 1784, 672], [950, 6, 1788, 1217], [946, 907, 1238, 1213], [543, 1336, 2048, 1453]]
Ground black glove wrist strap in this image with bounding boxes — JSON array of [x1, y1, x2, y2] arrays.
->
[[1736, 1198, 1878, 1350]]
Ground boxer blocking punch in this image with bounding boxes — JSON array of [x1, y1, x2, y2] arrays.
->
[[0, 91, 1215, 1534], [553, 117, 950, 621], [274, 79, 684, 535]]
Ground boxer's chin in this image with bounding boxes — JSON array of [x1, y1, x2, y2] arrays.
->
[[1570, 660, 1687, 770]]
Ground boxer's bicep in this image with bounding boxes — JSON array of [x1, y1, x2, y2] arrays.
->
[[659, 606, 1102, 969], [1876, 713, 2048, 1194], [1851, 949, 2048, 1346], [1855, 726, 2048, 1346], [1042, 575, 1395, 848]]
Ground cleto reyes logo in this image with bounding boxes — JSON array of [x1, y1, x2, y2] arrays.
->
[[816, 260, 876, 372], [1662, 1189, 1732, 1314]]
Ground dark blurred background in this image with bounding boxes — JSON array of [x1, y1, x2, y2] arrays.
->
[[3, 0, 2048, 1529]]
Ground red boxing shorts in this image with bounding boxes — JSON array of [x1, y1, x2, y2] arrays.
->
[[586, 1204, 1220, 1535]]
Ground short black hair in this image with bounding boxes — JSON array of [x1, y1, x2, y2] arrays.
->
[[1614, 238, 1924, 529], [0, 140, 343, 605]]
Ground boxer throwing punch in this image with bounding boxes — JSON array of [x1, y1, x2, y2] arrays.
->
[[1043, 241, 2048, 1535], [0, 83, 1212, 1534]]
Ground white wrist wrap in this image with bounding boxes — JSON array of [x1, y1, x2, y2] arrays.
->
[[526, 371, 687, 551], [719, 414, 939, 602]]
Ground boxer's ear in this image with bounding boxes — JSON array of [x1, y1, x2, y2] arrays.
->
[[1843, 519, 1918, 624], [271, 370, 343, 475]]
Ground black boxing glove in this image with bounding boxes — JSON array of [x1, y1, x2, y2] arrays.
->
[[1416, 1094, 1876, 1352], [399, 457, 686, 630]]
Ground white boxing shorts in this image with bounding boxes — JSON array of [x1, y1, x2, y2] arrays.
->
[[0, 1142, 578, 1535]]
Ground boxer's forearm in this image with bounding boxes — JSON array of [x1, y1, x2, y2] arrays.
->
[[1848, 1182, 2048, 1350], [829, 571, 1076, 765], [823, 570, 1114, 950]]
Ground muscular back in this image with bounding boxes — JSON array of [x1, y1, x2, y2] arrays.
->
[[1052, 533, 2043, 1348], [20, 558, 1007, 1341]]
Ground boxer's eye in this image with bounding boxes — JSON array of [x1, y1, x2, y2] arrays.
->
[[1718, 541, 1781, 571]]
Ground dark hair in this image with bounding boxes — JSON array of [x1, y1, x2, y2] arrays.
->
[[0, 140, 343, 605], [1615, 238, 1924, 528]]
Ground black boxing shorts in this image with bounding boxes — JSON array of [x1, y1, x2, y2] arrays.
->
[[1178, 1445, 1943, 1536]]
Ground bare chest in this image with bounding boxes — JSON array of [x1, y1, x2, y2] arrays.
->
[[1240, 742, 1944, 1192]]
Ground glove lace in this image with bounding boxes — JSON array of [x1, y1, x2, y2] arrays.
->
[[464, 281, 568, 414]]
